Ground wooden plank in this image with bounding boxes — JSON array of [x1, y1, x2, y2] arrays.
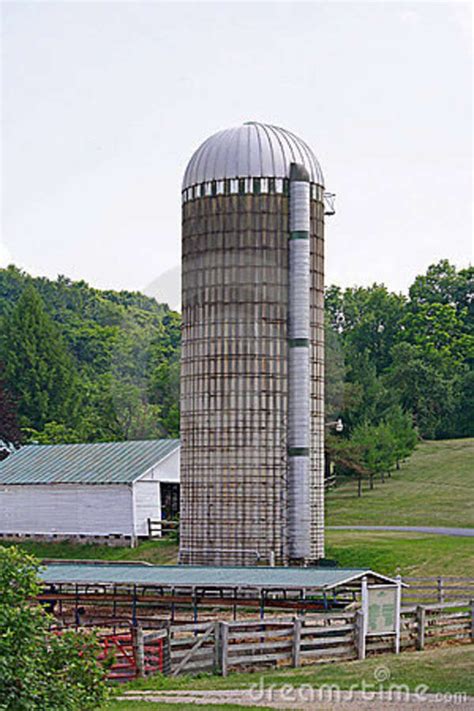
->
[[227, 618, 294, 628], [228, 651, 292, 666], [171, 624, 214, 676], [424, 601, 472, 611], [426, 610, 471, 622], [171, 646, 216, 661], [300, 644, 354, 658], [228, 640, 292, 655], [425, 624, 471, 635], [301, 624, 354, 636], [300, 633, 354, 649], [228, 627, 293, 641]]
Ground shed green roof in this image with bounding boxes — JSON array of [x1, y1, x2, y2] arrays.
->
[[0, 439, 179, 485], [41, 563, 401, 590]]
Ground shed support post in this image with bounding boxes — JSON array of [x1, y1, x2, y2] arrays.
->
[[416, 605, 425, 651], [292, 617, 302, 667], [355, 609, 366, 660], [192, 588, 198, 625], [132, 585, 137, 626]]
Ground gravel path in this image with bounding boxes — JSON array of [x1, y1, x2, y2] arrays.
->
[[118, 688, 474, 710], [328, 526, 474, 537]]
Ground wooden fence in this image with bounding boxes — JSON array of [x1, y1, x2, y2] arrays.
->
[[163, 600, 474, 676], [402, 576, 474, 604], [147, 519, 178, 539]]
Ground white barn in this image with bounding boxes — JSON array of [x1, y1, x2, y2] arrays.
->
[[0, 439, 180, 545]]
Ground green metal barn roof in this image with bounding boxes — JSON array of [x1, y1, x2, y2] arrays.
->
[[0, 439, 179, 485], [41, 563, 401, 590]]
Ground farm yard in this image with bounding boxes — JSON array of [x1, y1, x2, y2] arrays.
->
[[1, 438, 471, 708], [5, 439, 472, 580]]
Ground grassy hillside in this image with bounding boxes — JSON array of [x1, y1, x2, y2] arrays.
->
[[326, 438, 474, 528], [326, 530, 474, 577]]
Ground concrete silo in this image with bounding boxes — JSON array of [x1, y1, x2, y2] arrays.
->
[[179, 122, 328, 566]]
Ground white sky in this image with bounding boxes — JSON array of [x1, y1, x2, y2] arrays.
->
[[1, 1, 472, 299]]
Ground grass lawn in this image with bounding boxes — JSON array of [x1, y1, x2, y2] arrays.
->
[[3, 530, 471, 582], [326, 529, 474, 577], [326, 438, 474, 528], [0, 538, 178, 565], [121, 645, 474, 697]]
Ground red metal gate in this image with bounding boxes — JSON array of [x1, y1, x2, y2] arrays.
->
[[98, 631, 164, 681]]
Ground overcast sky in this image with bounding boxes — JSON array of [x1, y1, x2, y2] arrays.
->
[[1, 1, 472, 304]]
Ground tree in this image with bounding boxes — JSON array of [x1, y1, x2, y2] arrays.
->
[[384, 405, 418, 468], [385, 342, 459, 439], [409, 259, 474, 319], [148, 311, 181, 437], [325, 283, 406, 373], [0, 286, 80, 431], [24, 422, 81, 445], [0, 546, 109, 711], [350, 421, 398, 489], [0, 368, 22, 459]]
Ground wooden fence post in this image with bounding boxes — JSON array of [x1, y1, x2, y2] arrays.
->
[[220, 622, 229, 677], [214, 621, 221, 673], [292, 617, 302, 667], [470, 600, 474, 642], [437, 577, 444, 603], [416, 606, 425, 651], [131, 624, 145, 678], [355, 609, 366, 660]]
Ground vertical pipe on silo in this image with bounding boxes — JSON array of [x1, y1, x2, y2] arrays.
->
[[287, 163, 311, 560]]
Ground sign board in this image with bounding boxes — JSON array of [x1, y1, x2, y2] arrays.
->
[[367, 585, 397, 635]]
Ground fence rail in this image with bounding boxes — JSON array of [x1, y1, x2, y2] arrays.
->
[[165, 600, 473, 676], [147, 519, 178, 539], [54, 598, 474, 679], [402, 576, 474, 604]]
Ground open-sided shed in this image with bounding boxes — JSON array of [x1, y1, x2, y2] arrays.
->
[[39, 562, 403, 624]]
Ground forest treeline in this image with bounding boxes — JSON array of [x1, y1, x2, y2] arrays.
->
[[0, 261, 472, 477], [0, 266, 180, 450]]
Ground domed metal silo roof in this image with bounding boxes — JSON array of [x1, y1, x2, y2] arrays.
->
[[182, 122, 324, 189]]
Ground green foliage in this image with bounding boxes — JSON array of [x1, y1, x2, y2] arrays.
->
[[0, 369, 22, 459], [0, 546, 109, 711], [0, 286, 80, 431], [0, 259, 471, 449], [326, 260, 473, 442], [148, 312, 181, 437], [0, 267, 180, 444]]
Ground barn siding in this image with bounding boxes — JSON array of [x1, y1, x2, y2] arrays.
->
[[0, 484, 134, 536], [133, 481, 160, 536], [139, 449, 180, 483]]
